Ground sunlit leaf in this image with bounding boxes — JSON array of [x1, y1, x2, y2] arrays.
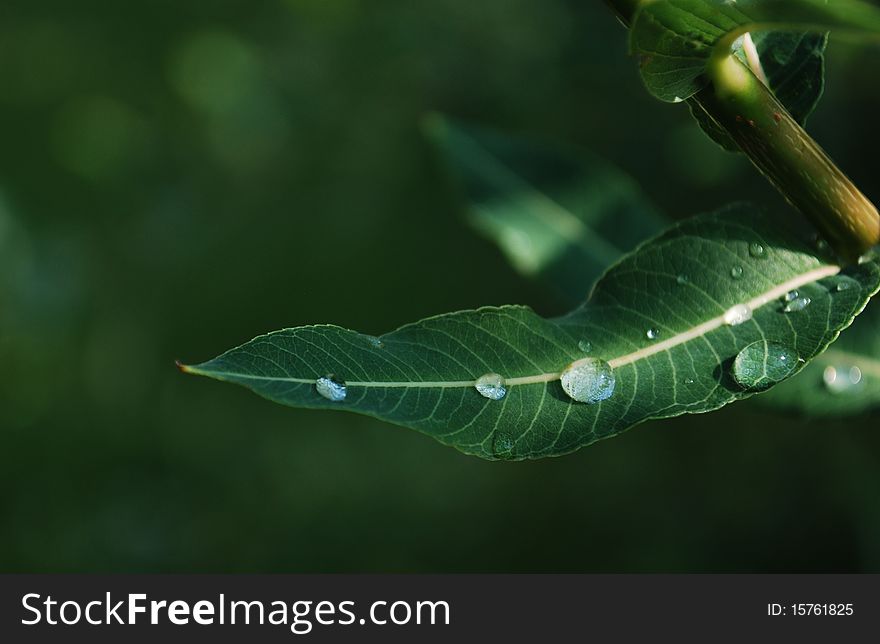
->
[[182, 205, 880, 459]]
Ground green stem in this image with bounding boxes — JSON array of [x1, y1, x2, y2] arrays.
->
[[700, 53, 879, 261], [605, 0, 880, 261]]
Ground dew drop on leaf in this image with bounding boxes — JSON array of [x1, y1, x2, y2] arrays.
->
[[491, 431, 515, 459], [475, 373, 507, 400], [723, 303, 752, 326], [783, 290, 799, 302], [782, 296, 811, 313], [730, 266, 744, 279], [646, 328, 660, 340], [748, 242, 765, 258], [835, 279, 854, 293], [676, 274, 689, 285], [560, 358, 616, 404], [316, 375, 347, 402], [732, 341, 799, 391], [822, 365, 863, 394], [366, 335, 384, 348], [577, 339, 592, 353]]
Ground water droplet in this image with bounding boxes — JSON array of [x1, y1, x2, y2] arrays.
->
[[676, 274, 689, 285], [732, 341, 799, 391], [730, 266, 744, 279], [577, 339, 592, 353], [723, 303, 753, 326], [782, 296, 811, 313], [316, 375, 347, 402], [749, 242, 765, 258], [858, 253, 873, 265], [475, 373, 507, 400], [783, 290, 799, 302], [491, 431, 515, 459], [366, 335, 384, 348], [646, 328, 660, 340], [823, 365, 863, 394], [560, 358, 616, 404], [684, 378, 695, 385], [815, 237, 832, 255], [835, 279, 853, 292]]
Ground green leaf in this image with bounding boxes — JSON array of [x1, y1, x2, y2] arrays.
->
[[183, 205, 880, 460], [689, 31, 827, 151], [758, 296, 880, 416], [631, 0, 880, 104], [425, 116, 666, 302]]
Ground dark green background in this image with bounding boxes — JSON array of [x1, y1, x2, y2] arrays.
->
[[2, 0, 879, 571]]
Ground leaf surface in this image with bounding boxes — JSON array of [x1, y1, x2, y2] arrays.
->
[[183, 205, 880, 459], [759, 296, 880, 416], [425, 116, 666, 302]]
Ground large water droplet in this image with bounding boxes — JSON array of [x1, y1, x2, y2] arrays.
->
[[782, 296, 811, 313], [783, 290, 799, 302], [646, 328, 660, 340], [732, 341, 799, 391], [475, 373, 507, 400], [560, 358, 616, 404], [578, 339, 592, 354], [730, 266, 744, 279], [316, 374, 347, 402], [723, 303, 753, 326], [823, 365, 863, 394], [749, 242, 766, 258]]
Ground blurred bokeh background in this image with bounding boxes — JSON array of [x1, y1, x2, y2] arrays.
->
[[2, 0, 879, 572]]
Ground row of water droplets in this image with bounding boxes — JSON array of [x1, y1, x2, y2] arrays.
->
[[314, 241, 861, 403]]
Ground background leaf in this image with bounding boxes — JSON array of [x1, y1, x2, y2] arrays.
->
[[759, 297, 880, 416], [425, 116, 667, 302], [631, 0, 880, 104], [689, 31, 827, 151], [184, 205, 880, 460]]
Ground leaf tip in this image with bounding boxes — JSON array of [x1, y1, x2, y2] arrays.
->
[[175, 359, 195, 375]]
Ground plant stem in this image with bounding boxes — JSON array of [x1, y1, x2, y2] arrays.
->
[[604, 0, 880, 261]]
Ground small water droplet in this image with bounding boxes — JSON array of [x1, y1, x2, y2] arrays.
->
[[366, 335, 384, 348], [815, 237, 832, 255], [732, 341, 799, 391], [730, 266, 744, 279], [646, 328, 660, 340], [783, 290, 799, 302], [577, 339, 592, 353], [560, 358, 616, 404], [858, 253, 873, 265], [723, 303, 753, 326], [316, 375, 347, 402], [782, 296, 811, 313], [823, 365, 863, 394], [676, 274, 689, 285], [475, 373, 507, 400], [491, 431, 515, 459], [684, 378, 695, 385], [749, 242, 765, 258], [835, 279, 853, 292]]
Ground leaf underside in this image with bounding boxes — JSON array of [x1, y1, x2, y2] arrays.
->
[[184, 205, 880, 460]]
